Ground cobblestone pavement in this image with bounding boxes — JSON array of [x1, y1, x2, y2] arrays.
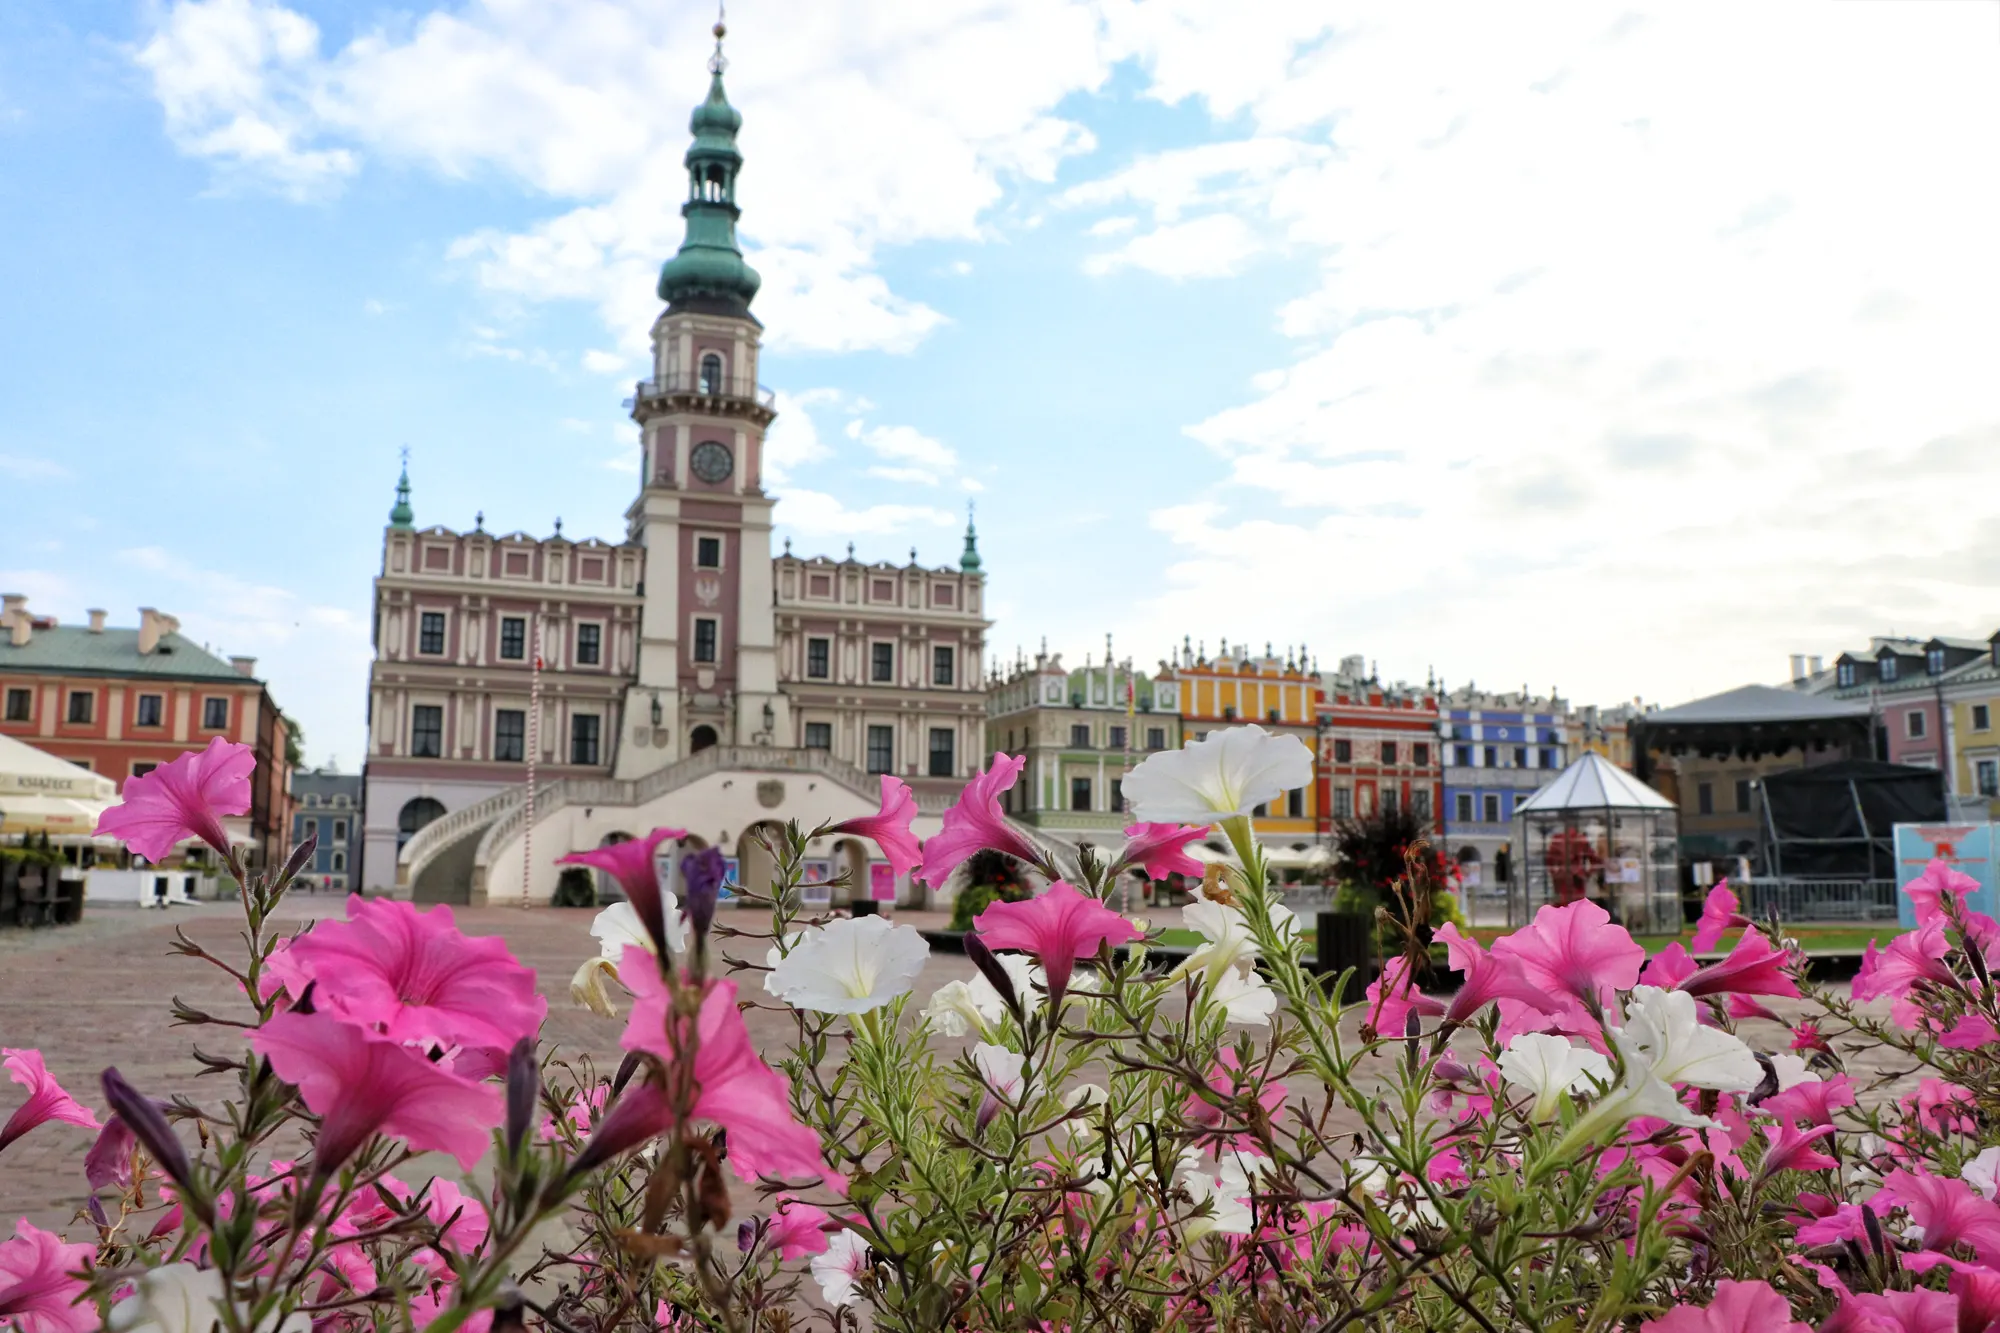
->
[[0, 899, 1920, 1246]]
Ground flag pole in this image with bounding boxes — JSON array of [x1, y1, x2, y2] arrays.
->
[[523, 614, 541, 910]]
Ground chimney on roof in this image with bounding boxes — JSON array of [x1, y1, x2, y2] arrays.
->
[[1789, 654, 1807, 684], [230, 655, 257, 678], [1808, 655, 1823, 675], [87, 609, 106, 634], [137, 608, 180, 656], [3, 594, 29, 647]]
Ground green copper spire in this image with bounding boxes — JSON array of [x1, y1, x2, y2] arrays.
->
[[389, 452, 414, 529], [656, 21, 762, 320], [959, 502, 982, 572]]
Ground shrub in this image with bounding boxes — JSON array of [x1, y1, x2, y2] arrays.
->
[[550, 865, 596, 907]]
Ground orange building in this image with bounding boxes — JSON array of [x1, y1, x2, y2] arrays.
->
[[1156, 641, 1323, 856]]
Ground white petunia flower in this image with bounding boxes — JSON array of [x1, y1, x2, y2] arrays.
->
[[922, 980, 986, 1037], [108, 1264, 309, 1333], [592, 898, 678, 959], [1204, 967, 1278, 1025], [971, 1042, 1028, 1101], [1620, 987, 1762, 1092], [1769, 1052, 1821, 1092], [1498, 1032, 1613, 1122], [569, 957, 622, 1018], [1964, 1146, 2000, 1200], [922, 954, 1045, 1036], [1122, 724, 1315, 823], [810, 1231, 871, 1308], [766, 917, 929, 1014], [1175, 1148, 1269, 1240]]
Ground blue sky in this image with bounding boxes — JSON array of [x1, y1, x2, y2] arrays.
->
[[4, 1, 1999, 768]]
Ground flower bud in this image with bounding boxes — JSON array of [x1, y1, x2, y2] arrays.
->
[[277, 833, 318, 891], [963, 934, 1020, 1017], [505, 1037, 539, 1159], [100, 1069, 199, 1211], [680, 848, 727, 946], [565, 1083, 672, 1183]]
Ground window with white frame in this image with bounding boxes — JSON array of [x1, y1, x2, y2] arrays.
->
[[1908, 710, 1927, 739], [693, 618, 718, 663], [576, 623, 602, 666]]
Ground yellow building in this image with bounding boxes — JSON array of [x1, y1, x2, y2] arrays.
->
[[1949, 655, 2000, 816], [1575, 701, 1650, 770], [1156, 641, 1322, 851]]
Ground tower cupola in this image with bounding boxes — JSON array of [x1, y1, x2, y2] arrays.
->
[[656, 21, 762, 319]]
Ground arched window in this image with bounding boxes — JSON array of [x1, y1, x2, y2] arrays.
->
[[690, 725, 719, 753], [397, 797, 446, 850], [699, 353, 724, 395]]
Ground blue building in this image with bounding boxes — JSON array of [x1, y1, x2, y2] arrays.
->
[[1440, 688, 1572, 921], [290, 767, 364, 893]]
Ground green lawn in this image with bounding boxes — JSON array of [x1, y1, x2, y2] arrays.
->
[[1148, 924, 1903, 955]]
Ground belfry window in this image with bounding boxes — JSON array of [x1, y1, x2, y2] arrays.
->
[[699, 353, 724, 395]]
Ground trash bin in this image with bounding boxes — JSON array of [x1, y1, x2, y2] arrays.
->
[[851, 900, 880, 918], [1316, 912, 1372, 976]]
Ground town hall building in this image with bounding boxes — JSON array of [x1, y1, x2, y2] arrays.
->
[[362, 33, 989, 906]]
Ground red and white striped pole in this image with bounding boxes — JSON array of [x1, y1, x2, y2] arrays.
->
[[523, 615, 541, 910]]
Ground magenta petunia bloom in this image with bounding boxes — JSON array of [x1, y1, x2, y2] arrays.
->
[[1851, 919, 1953, 1026], [972, 879, 1139, 1002], [1107, 822, 1210, 882], [0, 1218, 95, 1333], [558, 827, 689, 956], [252, 1011, 504, 1173], [1904, 858, 1981, 926], [1941, 1013, 2000, 1049], [1758, 1122, 1837, 1177], [1638, 943, 1699, 990], [1489, 899, 1644, 1020], [1832, 1288, 1959, 1333], [1638, 1278, 1809, 1333], [1182, 1049, 1288, 1145], [1726, 993, 1784, 1024], [1690, 882, 1752, 954], [263, 895, 545, 1056], [93, 734, 253, 862], [1762, 1072, 1855, 1129], [1434, 923, 1558, 1027], [618, 954, 840, 1189], [1880, 1167, 2000, 1264], [1950, 1268, 2000, 1333], [0, 1050, 99, 1155], [1362, 955, 1444, 1040], [917, 753, 1044, 887], [1678, 933, 1799, 1000], [826, 776, 921, 881], [763, 1194, 839, 1261]]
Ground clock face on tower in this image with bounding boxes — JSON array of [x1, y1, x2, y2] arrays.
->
[[690, 440, 734, 485]]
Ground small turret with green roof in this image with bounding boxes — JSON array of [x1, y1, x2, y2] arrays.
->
[[389, 458, 414, 529], [960, 503, 982, 572], [656, 21, 762, 321]]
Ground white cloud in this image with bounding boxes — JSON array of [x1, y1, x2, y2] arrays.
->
[[581, 348, 625, 374], [764, 390, 835, 484], [859, 423, 956, 472], [0, 454, 70, 481], [773, 489, 955, 538], [1086, 215, 1137, 237], [1083, 213, 1259, 279]]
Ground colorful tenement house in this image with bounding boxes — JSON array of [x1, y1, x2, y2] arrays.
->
[[367, 33, 989, 907], [1795, 633, 2000, 812], [983, 641, 1181, 860], [1155, 641, 1321, 857], [1574, 700, 1651, 770], [1439, 685, 1572, 903], [1313, 655, 1443, 835], [0, 596, 293, 867], [290, 767, 363, 892]]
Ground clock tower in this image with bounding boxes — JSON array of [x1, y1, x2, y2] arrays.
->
[[616, 22, 791, 777]]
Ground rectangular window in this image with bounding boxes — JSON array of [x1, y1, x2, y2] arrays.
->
[[1540, 748, 1556, 769], [329, 820, 346, 842], [1413, 790, 1432, 819], [419, 611, 446, 655], [1975, 704, 1993, 732], [1334, 738, 1352, 763], [866, 725, 893, 774], [330, 852, 346, 873], [494, 709, 525, 762], [1381, 741, 1398, 765], [805, 722, 832, 750], [1336, 787, 1354, 817], [1907, 710, 1927, 739], [570, 714, 601, 766], [3, 688, 28, 722], [135, 694, 164, 727], [1483, 745, 1497, 769], [1697, 782, 1714, 816], [130, 762, 156, 778], [1070, 777, 1092, 811], [304, 818, 318, 841], [1513, 746, 1527, 769], [1978, 760, 1999, 797], [1735, 779, 1752, 813], [696, 536, 722, 569], [1412, 742, 1430, 767], [576, 624, 601, 666], [1108, 725, 1127, 750], [928, 727, 955, 778], [806, 638, 831, 679], [500, 617, 526, 660], [871, 643, 894, 683], [1382, 788, 1398, 815], [1070, 724, 1091, 748], [932, 645, 954, 687], [203, 697, 229, 730], [66, 691, 93, 724], [1454, 745, 1471, 768], [693, 618, 718, 663], [1483, 794, 1501, 823], [1146, 727, 1166, 750], [1454, 792, 1473, 823], [1111, 778, 1124, 810], [411, 705, 443, 758], [1881, 658, 1900, 683], [1287, 787, 1304, 818]]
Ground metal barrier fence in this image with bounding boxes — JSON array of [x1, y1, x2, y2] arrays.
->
[[1736, 877, 1898, 923]]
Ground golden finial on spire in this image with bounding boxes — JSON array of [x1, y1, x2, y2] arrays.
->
[[709, 2, 728, 74]]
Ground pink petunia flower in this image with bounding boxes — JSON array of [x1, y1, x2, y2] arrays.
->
[[263, 896, 545, 1056], [557, 827, 689, 956], [1940, 1013, 2000, 1049], [1879, 1167, 2000, 1264], [917, 753, 1044, 887], [1831, 1288, 1959, 1333], [0, 1218, 95, 1333], [1107, 822, 1210, 882], [1362, 955, 1444, 1040], [1906, 1078, 1977, 1136], [1726, 993, 1785, 1024], [1434, 923, 1560, 1026], [1949, 1268, 2000, 1333], [0, 1050, 98, 1155], [252, 1012, 504, 1174], [1851, 919, 1953, 1024], [1639, 943, 1700, 990], [618, 955, 840, 1189], [1761, 1072, 1856, 1128], [1678, 933, 1799, 1000], [93, 734, 254, 862], [1489, 899, 1644, 1020], [972, 880, 1139, 1002], [1790, 1020, 1830, 1054], [1904, 859, 1981, 926], [1183, 1049, 1288, 1153], [825, 776, 921, 881], [1690, 882, 1752, 954], [1638, 1278, 1810, 1333], [762, 1194, 839, 1261], [1758, 1122, 1837, 1177]]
